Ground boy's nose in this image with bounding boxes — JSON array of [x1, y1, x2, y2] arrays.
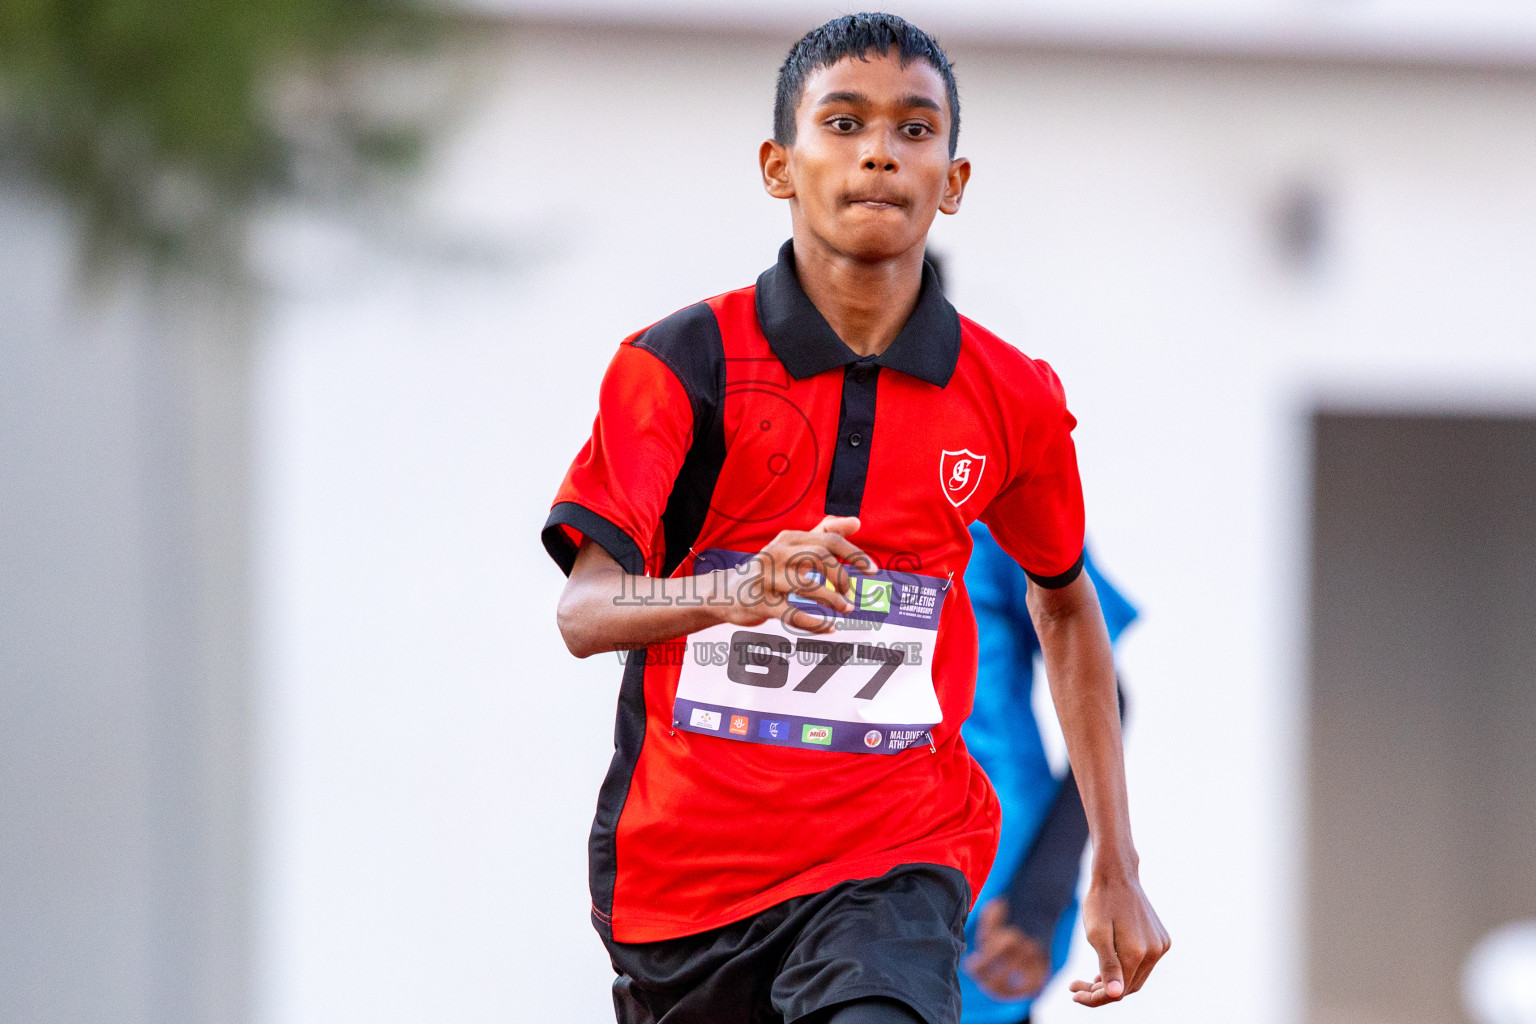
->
[[861, 132, 899, 172]]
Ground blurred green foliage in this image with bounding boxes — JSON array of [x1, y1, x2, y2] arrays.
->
[[0, 0, 432, 262]]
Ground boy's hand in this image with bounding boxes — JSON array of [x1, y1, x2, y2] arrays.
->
[[1069, 869, 1170, 1006], [963, 899, 1051, 1000], [720, 515, 876, 633]]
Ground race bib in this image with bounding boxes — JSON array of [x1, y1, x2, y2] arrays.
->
[[672, 549, 949, 754]]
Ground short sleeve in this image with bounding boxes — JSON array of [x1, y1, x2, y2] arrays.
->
[[979, 360, 1086, 588], [541, 342, 694, 577]]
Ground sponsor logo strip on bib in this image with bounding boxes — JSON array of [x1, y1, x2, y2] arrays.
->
[[676, 698, 934, 754]]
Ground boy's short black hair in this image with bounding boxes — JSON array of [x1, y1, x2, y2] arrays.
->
[[774, 13, 960, 158]]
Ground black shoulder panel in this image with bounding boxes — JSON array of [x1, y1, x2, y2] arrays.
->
[[632, 302, 728, 578], [586, 304, 728, 930], [588, 650, 648, 934]]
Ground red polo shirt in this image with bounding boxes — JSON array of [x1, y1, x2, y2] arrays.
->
[[543, 241, 1086, 943]]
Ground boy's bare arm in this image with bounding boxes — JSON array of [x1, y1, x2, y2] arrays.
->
[[556, 516, 873, 658], [1028, 571, 1171, 1006]]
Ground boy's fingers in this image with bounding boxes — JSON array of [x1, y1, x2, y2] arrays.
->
[[1127, 931, 1168, 993], [1080, 921, 1124, 1003], [793, 574, 854, 615], [814, 520, 877, 571], [1125, 938, 1154, 992], [1118, 943, 1147, 994], [1071, 974, 1116, 1007], [779, 546, 830, 586], [813, 515, 860, 536], [776, 549, 853, 611], [818, 555, 853, 600], [820, 532, 878, 574], [777, 523, 877, 578], [1096, 937, 1125, 1001], [785, 583, 850, 617], [784, 606, 837, 634]]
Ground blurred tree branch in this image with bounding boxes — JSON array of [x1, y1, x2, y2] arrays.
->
[[0, 0, 439, 266]]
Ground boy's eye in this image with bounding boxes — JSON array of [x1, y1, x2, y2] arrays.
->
[[901, 122, 933, 139], [829, 117, 859, 132]]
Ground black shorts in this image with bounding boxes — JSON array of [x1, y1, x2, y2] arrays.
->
[[604, 863, 970, 1024]]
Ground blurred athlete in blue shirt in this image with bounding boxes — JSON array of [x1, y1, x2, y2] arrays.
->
[[960, 523, 1138, 1024]]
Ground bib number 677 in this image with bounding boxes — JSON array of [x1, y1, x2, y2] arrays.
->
[[726, 630, 907, 700]]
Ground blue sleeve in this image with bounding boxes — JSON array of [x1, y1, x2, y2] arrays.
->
[[1002, 546, 1138, 651], [1001, 545, 1137, 949], [1004, 679, 1127, 948], [967, 521, 1031, 621], [1084, 551, 1138, 644], [1006, 770, 1090, 945]]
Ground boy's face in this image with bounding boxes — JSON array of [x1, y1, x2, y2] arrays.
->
[[761, 52, 969, 262]]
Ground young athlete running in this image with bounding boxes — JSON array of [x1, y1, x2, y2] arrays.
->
[[544, 14, 1168, 1024], [959, 528, 1139, 1024]]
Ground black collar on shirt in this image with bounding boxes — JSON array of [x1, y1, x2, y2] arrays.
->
[[754, 239, 961, 388]]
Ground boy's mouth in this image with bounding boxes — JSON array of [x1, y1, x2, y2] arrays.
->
[[846, 192, 908, 210]]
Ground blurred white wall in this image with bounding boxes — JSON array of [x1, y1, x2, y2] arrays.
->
[[465, 0, 1536, 60], [245, 18, 1536, 1024], [1, 189, 253, 1024]]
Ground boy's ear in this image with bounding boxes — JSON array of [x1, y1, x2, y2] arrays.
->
[[939, 157, 971, 216], [760, 139, 796, 200]]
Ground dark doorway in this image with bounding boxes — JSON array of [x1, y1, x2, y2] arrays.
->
[[1307, 413, 1536, 1024]]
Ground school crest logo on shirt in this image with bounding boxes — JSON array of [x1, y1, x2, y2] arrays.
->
[[939, 449, 986, 507]]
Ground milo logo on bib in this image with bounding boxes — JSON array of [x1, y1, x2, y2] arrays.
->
[[671, 550, 947, 755]]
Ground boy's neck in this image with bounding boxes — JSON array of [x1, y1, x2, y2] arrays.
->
[[790, 230, 927, 359]]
